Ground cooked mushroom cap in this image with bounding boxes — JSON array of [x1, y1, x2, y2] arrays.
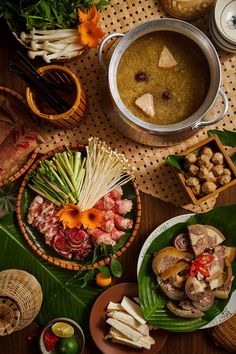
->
[[212, 165, 224, 177], [188, 164, 199, 177], [188, 224, 208, 257], [192, 184, 201, 196], [186, 177, 199, 187], [185, 153, 197, 164], [192, 290, 214, 311], [167, 301, 204, 318]]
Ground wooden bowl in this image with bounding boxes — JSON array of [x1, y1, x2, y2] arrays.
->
[[16, 144, 141, 271], [172, 136, 236, 205], [26, 65, 87, 129], [89, 282, 168, 354]]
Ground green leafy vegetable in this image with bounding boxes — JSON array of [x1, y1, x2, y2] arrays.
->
[[1, 0, 110, 32], [208, 129, 236, 147], [138, 204, 236, 332], [110, 258, 122, 278], [97, 266, 110, 278]]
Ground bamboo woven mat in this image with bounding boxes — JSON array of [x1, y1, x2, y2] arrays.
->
[[37, 0, 236, 213]]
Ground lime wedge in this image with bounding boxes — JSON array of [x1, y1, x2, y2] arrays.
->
[[51, 322, 74, 338]]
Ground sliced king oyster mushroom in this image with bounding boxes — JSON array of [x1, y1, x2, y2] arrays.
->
[[167, 301, 204, 319], [192, 290, 214, 311], [187, 224, 208, 257]]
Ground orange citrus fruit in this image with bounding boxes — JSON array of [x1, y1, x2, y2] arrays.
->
[[51, 322, 74, 338], [96, 272, 112, 287]]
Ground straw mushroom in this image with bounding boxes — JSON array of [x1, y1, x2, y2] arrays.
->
[[217, 175, 232, 186], [197, 154, 211, 167], [223, 168, 231, 176], [191, 184, 201, 196], [212, 165, 224, 177], [211, 152, 224, 165], [186, 177, 199, 187], [201, 147, 213, 158], [202, 181, 217, 194], [188, 164, 199, 176], [185, 153, 197, 164]]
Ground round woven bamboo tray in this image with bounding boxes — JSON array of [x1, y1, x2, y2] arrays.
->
[[209, 313, 236, 352], [0, 86, 38, 187], [0, 298, 21, 336], [16, 144, 142, 271], [0, 269, 43, 331]]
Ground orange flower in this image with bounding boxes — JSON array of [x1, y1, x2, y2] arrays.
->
[[81, 208, 102, 229], [77, 6, 101, 24], [78, 22, 105, 48], [56, 204, 82, 229]]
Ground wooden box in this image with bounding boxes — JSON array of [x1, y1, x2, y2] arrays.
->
[[173, 136, 236, 205]]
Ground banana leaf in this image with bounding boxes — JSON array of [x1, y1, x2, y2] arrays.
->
[[208, 129, 236, 147], [138, 204, 236, 332], [0, 212, 104, 336]]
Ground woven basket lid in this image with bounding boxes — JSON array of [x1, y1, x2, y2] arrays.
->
[[0, 297, 21, 336], [209, 313, 236, 352], [160, 0, 216, 20], [0, 269, 43, 330]]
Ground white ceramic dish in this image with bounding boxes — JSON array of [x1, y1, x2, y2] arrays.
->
[[137, 214, 236, 329], [209, 11, 236, 52], [214, 0, 236, 44]]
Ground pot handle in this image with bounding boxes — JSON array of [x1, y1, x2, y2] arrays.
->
[[98, 33, 125, 73], [192, 89, 228, 129]]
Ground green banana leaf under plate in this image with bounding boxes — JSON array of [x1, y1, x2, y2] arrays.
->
[[137, 204, 236, 332]]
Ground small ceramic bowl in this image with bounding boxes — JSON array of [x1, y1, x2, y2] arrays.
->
[[39, 317, 85, 354], [214, 0, 236, 45], [171, 136, 236, 205]]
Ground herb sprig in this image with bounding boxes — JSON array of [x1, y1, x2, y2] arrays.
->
[[1, 0, 109, 32]]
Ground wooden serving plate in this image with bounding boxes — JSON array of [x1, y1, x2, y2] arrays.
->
[[16, 144, 141, 271]]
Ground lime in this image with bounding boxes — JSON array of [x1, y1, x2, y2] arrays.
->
[[51, 322, 74, 338], [56, 337, 79, 354]]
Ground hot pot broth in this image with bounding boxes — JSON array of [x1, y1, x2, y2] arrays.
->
[[117, 31, 210, 125]]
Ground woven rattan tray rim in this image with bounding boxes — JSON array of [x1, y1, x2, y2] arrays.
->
[[16, 144, 141, 271]]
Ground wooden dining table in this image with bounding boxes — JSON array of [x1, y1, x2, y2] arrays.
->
[[0, 19, 235, 354]]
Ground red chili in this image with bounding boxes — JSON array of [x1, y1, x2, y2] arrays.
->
[[190, 260, 199, 277], [198, 253, 214, 265], [198, 265, 210, 278], [43, 330, 59, 352]]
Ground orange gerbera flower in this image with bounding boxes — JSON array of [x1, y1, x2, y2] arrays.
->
[[78, 22, 105, 48], [56, 204, 82, 229], [77, 6, 101, 24], [81, 208, 102, 229]]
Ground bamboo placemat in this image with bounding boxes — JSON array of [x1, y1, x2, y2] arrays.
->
[[36, 0, 236, 213]]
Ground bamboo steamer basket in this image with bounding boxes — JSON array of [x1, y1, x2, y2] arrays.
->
[[209, 313, 236, 352], [26, 65, 87, 128], [0, 269, 43, 332]]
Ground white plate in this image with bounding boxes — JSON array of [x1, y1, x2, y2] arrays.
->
[[209, 11, 236, 52], [137, 214, 236, 329], [215, 0, 236, 44]]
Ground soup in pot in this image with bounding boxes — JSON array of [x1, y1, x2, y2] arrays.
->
[[117, 31, 210, 125]]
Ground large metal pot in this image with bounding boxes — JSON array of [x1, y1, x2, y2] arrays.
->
[[98, 19, 228, 146]]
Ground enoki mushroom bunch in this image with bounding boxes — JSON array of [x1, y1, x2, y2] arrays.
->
[[78, 137, 135, 211], [12, 6, 105, 62]]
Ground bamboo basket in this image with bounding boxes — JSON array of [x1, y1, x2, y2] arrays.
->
[[0, 269, 43, 331], [0, 298, 21, 336], [209, 314, 236, 353]]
